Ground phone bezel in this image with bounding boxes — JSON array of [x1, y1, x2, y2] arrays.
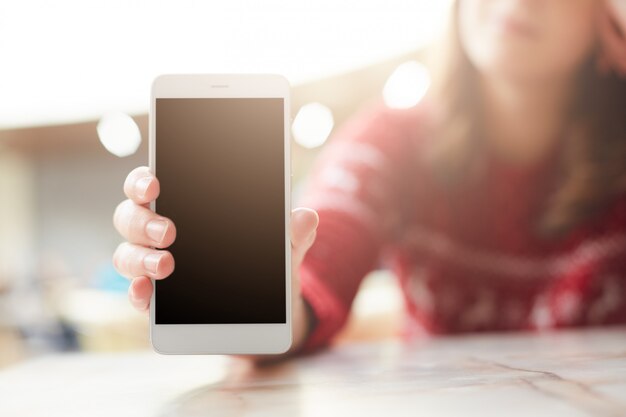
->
[[149, 74, 292, 354]]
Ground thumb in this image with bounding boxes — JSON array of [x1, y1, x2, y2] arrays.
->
[[290, 207, 319, 265]]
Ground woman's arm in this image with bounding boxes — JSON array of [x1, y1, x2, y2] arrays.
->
[[292, 98, 422, 353]]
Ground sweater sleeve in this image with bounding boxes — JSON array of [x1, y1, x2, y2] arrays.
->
[[537, 197, 626, 330], [571, 198, 626, 326], [293, 98, 421, 354]]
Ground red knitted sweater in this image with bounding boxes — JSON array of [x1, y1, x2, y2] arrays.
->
[[296, 97, 626, 353]]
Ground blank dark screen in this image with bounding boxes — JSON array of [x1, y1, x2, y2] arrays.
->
[[155, 98, 286, 324]]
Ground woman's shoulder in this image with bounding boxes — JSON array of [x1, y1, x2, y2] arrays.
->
[[324, 95, 437, 161]]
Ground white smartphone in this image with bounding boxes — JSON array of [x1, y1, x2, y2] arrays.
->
[[149, 74, 292, 354]]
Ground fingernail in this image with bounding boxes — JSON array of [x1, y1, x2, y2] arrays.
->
[[146, 219, 168, 243], [143, 253, 163, 274], [135, 176, 152, 200], [128, 285, 147, 310]]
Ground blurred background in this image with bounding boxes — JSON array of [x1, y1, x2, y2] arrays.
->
[[0, 0, 452, 367]]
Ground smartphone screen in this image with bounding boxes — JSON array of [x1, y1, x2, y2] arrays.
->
[[154, 98, 286, 325]]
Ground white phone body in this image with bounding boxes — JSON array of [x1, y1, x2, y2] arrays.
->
[[149, 74, 292, 354]]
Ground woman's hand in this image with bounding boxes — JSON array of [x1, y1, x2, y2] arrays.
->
[[112, 166, 319, 361], [113, 166, 176, 311]]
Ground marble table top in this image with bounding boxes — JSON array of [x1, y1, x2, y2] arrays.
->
[[1, 327, 625, 417]]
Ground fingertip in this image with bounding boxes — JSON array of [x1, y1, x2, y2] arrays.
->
[[157, 218, 177, 249], [311, 209, 319, 229], [141, 175, 161, 203], [292, 207, 319, 231], [154, 250, 175, 279], [291, 207, 320, 248], [124, 167, 158, 204], [129, 276, 153, 312]]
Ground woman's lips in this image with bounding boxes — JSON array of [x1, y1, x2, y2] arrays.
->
[[492, 13, 538, 38]]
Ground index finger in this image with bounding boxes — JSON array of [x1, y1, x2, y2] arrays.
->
[[124, 166, 160, 205]]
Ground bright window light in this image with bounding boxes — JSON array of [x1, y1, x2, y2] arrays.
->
[[291, 102, 335, 149], [0, 0, 452, 129], [383, 60, 431, 109]]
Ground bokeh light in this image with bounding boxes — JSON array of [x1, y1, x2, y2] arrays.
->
[[96, 112, 141, 157], [291, 102, 335, 149], [383, 60, 431, 109]]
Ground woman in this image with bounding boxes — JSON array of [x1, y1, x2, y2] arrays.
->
[[113, 0, 626, 361]]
